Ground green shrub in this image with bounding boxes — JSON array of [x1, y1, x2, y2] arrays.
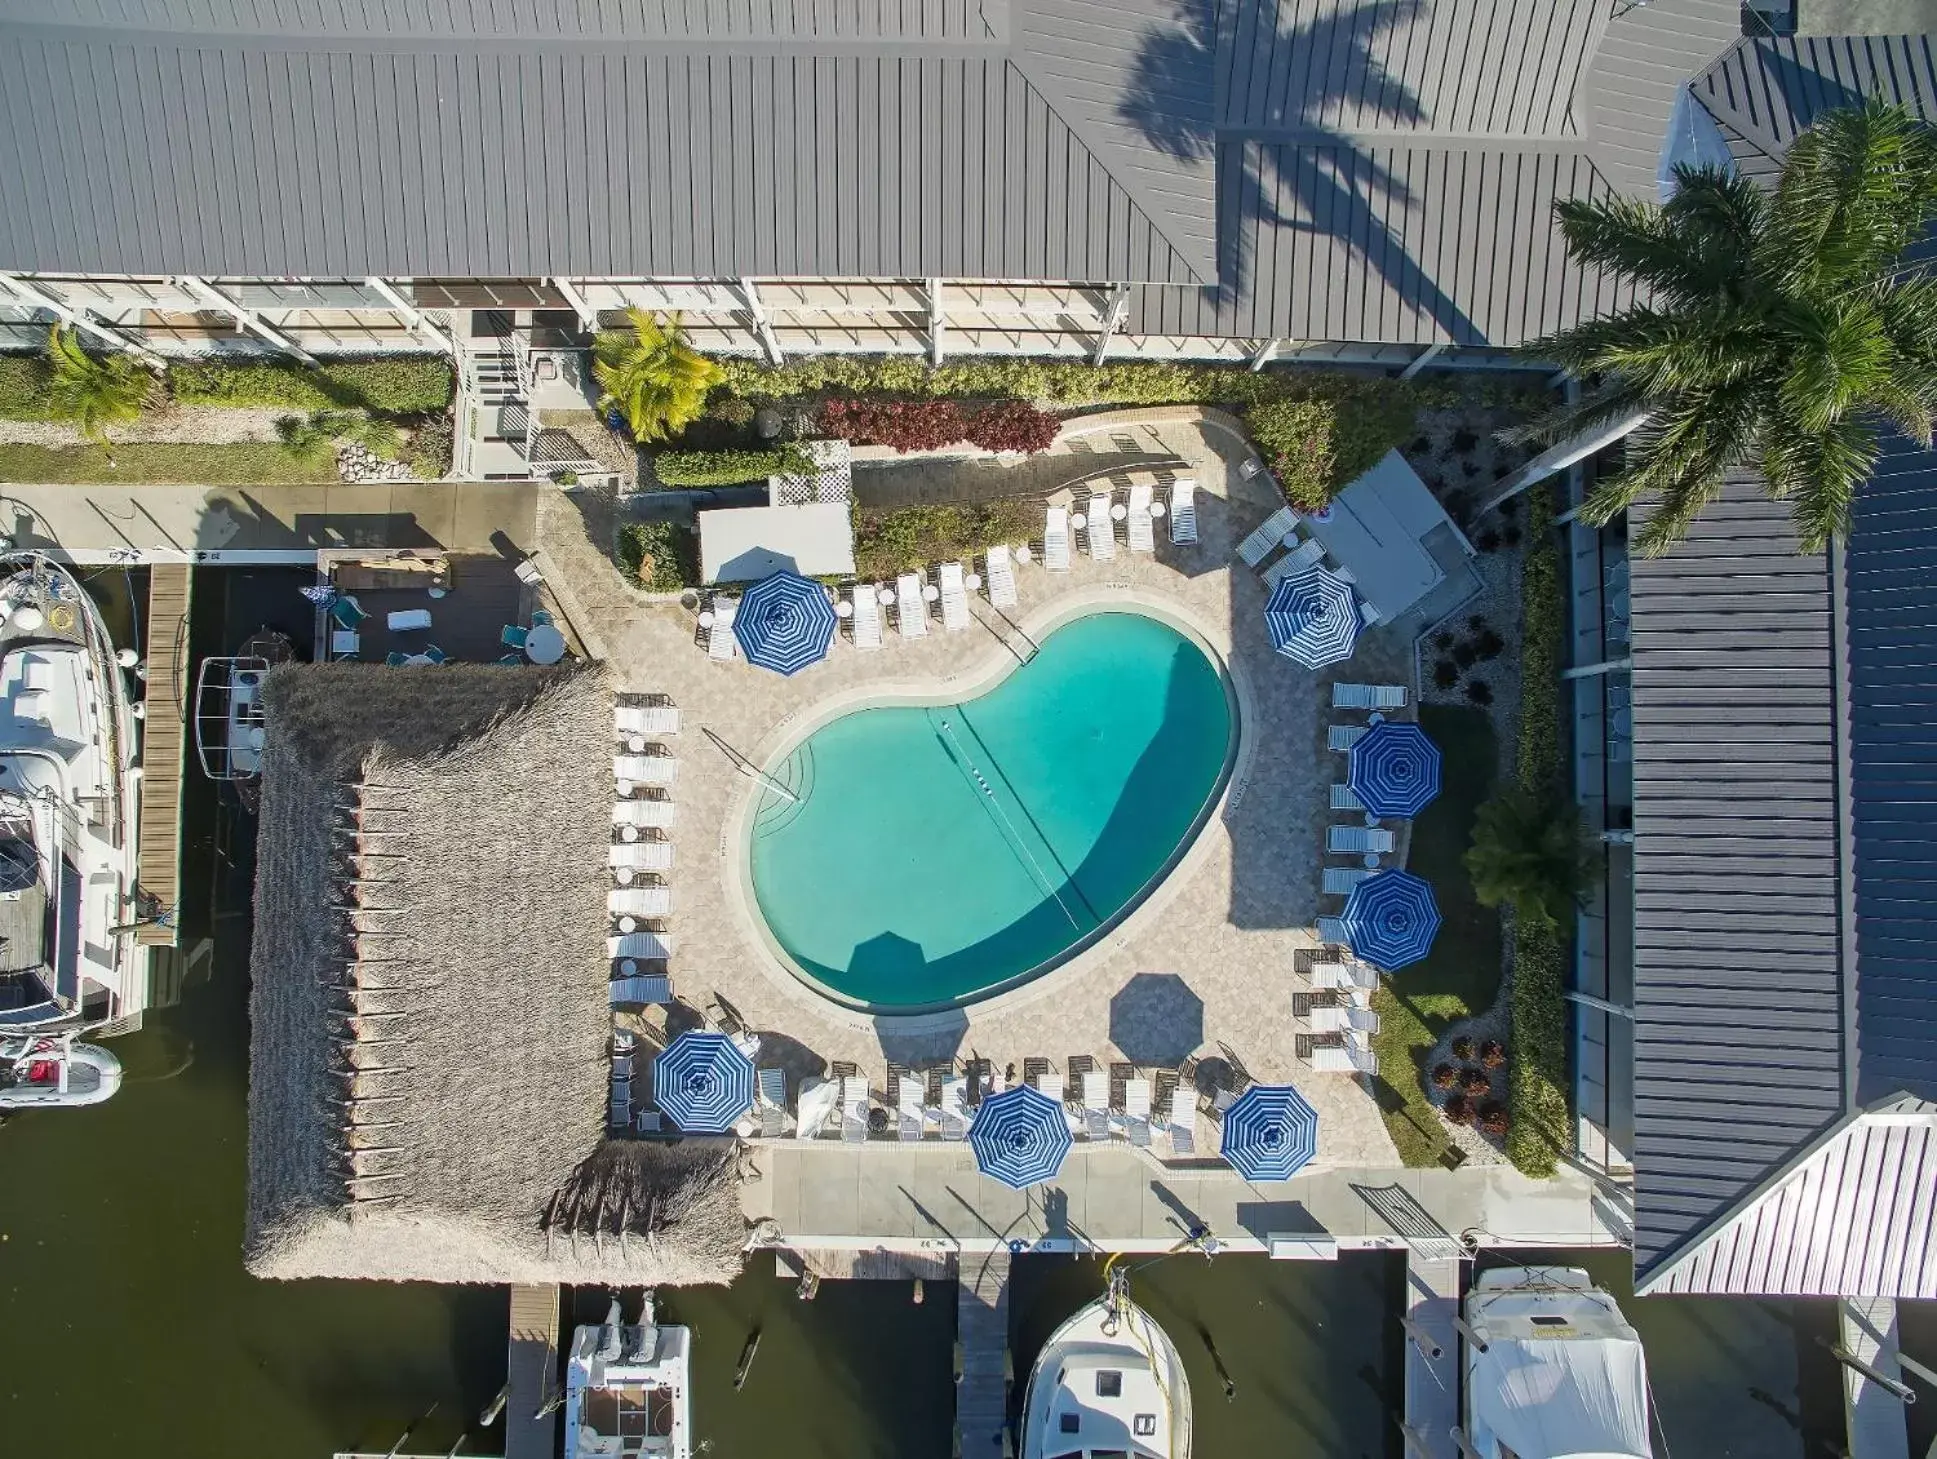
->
[[653, 446, 810, 487], [405, 413, 454, 479], [170, 356, 453, 415], [853, 500, 1040, 580], [0, 353, 55, 419], [617, 519, 701, 592]]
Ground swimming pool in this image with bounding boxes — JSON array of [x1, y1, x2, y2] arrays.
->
[[747, 611, 1235, 1009]]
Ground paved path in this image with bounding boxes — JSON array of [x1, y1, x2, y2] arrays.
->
[[0, 481, 540, 563], [854, 447, 1182, 510]]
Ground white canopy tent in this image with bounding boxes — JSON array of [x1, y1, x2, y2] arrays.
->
[[698, 502, 856, 585]]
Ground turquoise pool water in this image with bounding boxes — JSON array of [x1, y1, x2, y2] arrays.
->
[[749, 612, 1234, 1008]]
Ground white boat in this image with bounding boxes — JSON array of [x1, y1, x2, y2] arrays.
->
[[1461, 1266, 1653, 1459], [563, 1294, 692, 1459], [1021, 1264, 1191, 1459], [0, 1029, 123, 1110], [193, 627, 296, 813], [0, 553, 143, 1034]]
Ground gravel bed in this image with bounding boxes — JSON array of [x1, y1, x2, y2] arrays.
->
[[0, 405, 295, 446]]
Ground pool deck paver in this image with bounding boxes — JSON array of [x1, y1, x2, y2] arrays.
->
[[539, 422, 1420, 1169]]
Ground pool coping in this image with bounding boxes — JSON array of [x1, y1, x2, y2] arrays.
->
[[718, 581, 1263, 1039]]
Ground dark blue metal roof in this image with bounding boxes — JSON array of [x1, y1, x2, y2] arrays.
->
[[1845, 437, 1937, 1106]]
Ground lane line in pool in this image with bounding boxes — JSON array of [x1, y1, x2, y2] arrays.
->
[[934, 712, 1084, 935]]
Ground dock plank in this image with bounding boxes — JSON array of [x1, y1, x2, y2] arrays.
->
[[505, 1284, 560, 1459], [956, 1249, 1011, 1458], [135, 564, 191, 947], [1402, 1253, 1461, 1459]]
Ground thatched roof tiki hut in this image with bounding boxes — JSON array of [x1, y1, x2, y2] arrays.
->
[[245, 663, 745, 1286]]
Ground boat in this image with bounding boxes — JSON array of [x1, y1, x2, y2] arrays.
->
[[0, 1029, 123, 1111], [193, 627, 296, 813], [563, 1293, 693, 1459], [0, 552, 144, 1034], [1460, 1265, 1654, 1459], [1021, 1261, 1191, 1459]]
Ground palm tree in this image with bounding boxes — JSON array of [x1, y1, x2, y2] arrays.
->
[[43, 325, 153, 447], [273, 409, 401, 467], [1517, 100, 1937, 555], [1464, 787, 1598, 932], [592, 309, 722, 444]]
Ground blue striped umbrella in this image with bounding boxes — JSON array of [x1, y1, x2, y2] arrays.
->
[[1219, 1084, 1319, 1181], [968, 1084, 1073, 1190], [1348, 721, 1442, 819], [1339, 869, 1442, 970], [653, 1032, 756, 1134], [733, 569, 838, 675], [1264, 567, 1361, 669]]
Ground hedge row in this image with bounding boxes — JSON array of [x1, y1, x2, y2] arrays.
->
[[1505, 483, 1572, 1177], [171, 356, 453, 415], [617, 519, 701, 593], [0, 355, 55, 419], [652, 446, 810, 487], [853, 500, 1040, 580]]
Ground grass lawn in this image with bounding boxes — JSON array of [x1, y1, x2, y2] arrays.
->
[[1369, 703, 1504, 1166], [0, 442, 338, 485]]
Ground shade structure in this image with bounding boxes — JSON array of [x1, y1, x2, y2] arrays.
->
[[968, 1084, 1074, 1190], [1339, 869, 1443, 970], [1348, 720, 1442, 819], [1264, 566, 1361, 669], [1219, 1083, 1319, 1181], [653, 1032, 756, 1134], [732, 569, 838, 675]]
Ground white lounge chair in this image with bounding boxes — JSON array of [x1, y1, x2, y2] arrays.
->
[[1044, 506, 1071, 572], [1328, 825, 1395, 854], [939, 1076, 969, 1140], [939, 561, 971, 631], [1330, 783, 1364, 812], [1124, 1077, 1153, 1147], [1261, 537, 1326, 586], [1309, 1041, 1375, 1074], [1168, 478, 1198, 544], [1080, 1069, 1110, 1141], [1036, 1071, 1075, 1131], [1360, 601, 1383, 627], [1307, 1004, 1350, 1033], [609, 973, 673, 1006], [1127, 483, 1155, 553], [1236, 505, 1298, 566], [896, 574, 928, 639], [1308, 961, 1354, 991], [1168, 1116, 1196, 1156], [614, 753, 678, 787], [794, 1077, 841, 1139], [1316, 915, 1348, 945], [614, 798, 676, 830], [841, 1077, 870, 1143], [1322, 867, 1372, 896], [615, 703, 682, 736], [607, 930, 673, 960], [1332, 683, 1407, 711], [1085, 493, 1116, 560], [985, 546, 1017, 608], [707, 598, 738, 659], [850, 585, 883, 649], [1328, 725, 1367, 752], [610, 886, 673, 918], [898, 1075, 928, 1141], [610, 839, 674, 872], [758, 1066, 788, 1139]]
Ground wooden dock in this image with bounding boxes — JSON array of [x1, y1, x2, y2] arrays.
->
[[134, 563, 191, 948], [956, 1248, 1011, 1458], [505, 1284, 561, 1459], [1400, 1252, 1461, 1459]]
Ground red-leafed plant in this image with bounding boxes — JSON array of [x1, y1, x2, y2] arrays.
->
[[1480, 1039, 1507, 1069], [964, 400, 1060, 454], [1450, 1035, 1475, 1061], [1460, 1067, 1493, 1097], [1443, 1092, 1474, 1126], [1478, 1102, 1510, 1136], [818, 397, 968, 452], [1430, 1062, 1460, 1090]]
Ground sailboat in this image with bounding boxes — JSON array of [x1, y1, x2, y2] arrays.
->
[[1461, 1265, 1654, 1459], [1020, 1261, 1191, 1459], [563, 1293, 693, 1459]]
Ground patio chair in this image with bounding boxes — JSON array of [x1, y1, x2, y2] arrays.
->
[[1124, 1077, 1153, 1147], [1080, 1069, 1110, 1141], [1168, 478, 1197, 544], [1332, 682, 1407, 710], [1308, 961, 1359, 991], [384, 651, 408, 668], [849, 585, 883, 649], [1315, 915, 1348, 945], [898, 1072, 927, 1141], [1330, 782, 1365, 812], [532, 609, 555, 627], [707, 598, 739, 660], [1236, 505, 1298, 567], [610, 886, 673, 918], [421, 645, 447, 665], [330, 595, 368, 630], [1261, 537, 1326, 587], [1360, 601, 1383, 627], [607, 930, 673, 961], [841, 1078, 869, 1142], [985, 546, 1018, 608], [1043, 506, 1072, 572], [496, 653, 523, 666], [614, 752, 679, 787], [1127, 483, 1155, 554], [1327, 825, 1395, 854], [896, 574, 928, 639], [614, 798, 676, 830], [609, 973, 673, 1006], [939, 562, 971, 631], [610, 839, 673, 873], [758, 1067, 788, 1139], [1322, 866, 1372, 896], [940, 1075, 969, 1140], [1328, 724, 1367, 752], [1085, 493, 1116, 561], [634, 1109, 663, 1135]]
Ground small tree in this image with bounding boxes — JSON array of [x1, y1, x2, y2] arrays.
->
[[274, 409, 401, 467], [43, 326, 153, 445], [592, 309, 722, 444], [1465, 786, 1599, 932]]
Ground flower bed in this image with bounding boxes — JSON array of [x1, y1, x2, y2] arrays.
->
[[617, 519, 701, 593], [853, 500, 1040, 581]]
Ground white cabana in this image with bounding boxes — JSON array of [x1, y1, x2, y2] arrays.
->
[[1301, 449, 1472, 624], [699, 502, 856, 585]]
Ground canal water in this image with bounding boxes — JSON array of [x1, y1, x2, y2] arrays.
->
[[0, 566, 1854, 1458]]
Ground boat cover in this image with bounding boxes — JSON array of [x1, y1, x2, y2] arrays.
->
[[1469, 1328, 1651, 1459]]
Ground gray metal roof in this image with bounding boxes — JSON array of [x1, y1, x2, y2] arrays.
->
[[1627, 476, 1852, 1278], [1696, 32, 1937, 165], [1576, 0, 1742, 198]]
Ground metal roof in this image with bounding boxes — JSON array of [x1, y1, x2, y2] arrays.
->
[[1627, 476, 1852, 1278], [1575, 0, 1743, 198], [1640, 1098, 1937, 1299], [1696, 32, 1937, 163]]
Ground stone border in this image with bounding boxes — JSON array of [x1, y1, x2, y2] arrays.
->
[[716, 582, 1261, 1038]]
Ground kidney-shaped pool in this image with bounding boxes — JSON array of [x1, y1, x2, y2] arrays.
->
[[747, 611, 1236, 1009]]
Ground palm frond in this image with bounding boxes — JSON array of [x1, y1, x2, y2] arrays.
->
[[592, 309, 723, 444], [43, 325, 152, 441], [1761, 415, 1878, 553]]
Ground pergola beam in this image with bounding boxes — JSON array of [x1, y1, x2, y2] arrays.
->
[[735, 279, 785, 366], [1249, 337, 1278, 372], [362, 277, 459, 356], [173, 275, 320, 366], [927, 278, 946, 366], [1399, 341, 1446, 380], [548, 276, 598, 335], [1092, 285, 1130, 366], [0, 273, 167, 367]]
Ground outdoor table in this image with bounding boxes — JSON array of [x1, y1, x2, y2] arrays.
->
[[619, 958, 639, 975], [835, 600, 854, 619], [965, 573, 983, 591], [524, 623, 566, 664], [1110, 503, 1128, 521], [618, 916, 638, 934], [734, 1117, 757, 1139], [1070, 513, 1087, 530], [697, 610, 715, 629], [877, 587, 896, 605], [1149, 501, 1167, 518], [12, 605, 44, 633], [615, 867, 636, 886], [923, 584, 940, 602], [1015, 545, 1033, 564], [625, 734, 646, 753], [427, 586, 448, 600], [386, 608, 432, 632], [615, 779, 634, 797], [1362, 853, 1381, 869], [620, 825, 640, 843]]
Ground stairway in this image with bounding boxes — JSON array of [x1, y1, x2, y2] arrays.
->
[[956, 1248, 1012, 1458]]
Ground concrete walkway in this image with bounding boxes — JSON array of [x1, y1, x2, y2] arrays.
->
[[0, 481, 540, 563]]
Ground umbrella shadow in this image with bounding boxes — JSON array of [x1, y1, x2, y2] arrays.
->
[[1109, 972, 1204, 1066]]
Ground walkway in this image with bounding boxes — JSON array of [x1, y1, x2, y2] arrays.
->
[[134, 563, 191, 947], [1402, 1252, 1461, 1459], [505, 1284, 560, 1459], [854, 445, 1181, 510], [957, 1248, 1012, 1457]]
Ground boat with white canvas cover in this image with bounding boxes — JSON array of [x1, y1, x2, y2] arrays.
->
[[0, 552, 143, 1037], [563, 1294, 692, 1459], [1461, 1266, 1654, 1459], [0, 1029, 122, 1111], [1021, 1261, 1191, 1459]]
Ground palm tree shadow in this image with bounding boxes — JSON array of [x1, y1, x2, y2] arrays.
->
[[1117, 0, 1481, 345]]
